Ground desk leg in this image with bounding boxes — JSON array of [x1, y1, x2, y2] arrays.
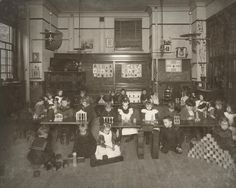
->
[[151, 129, 160, 159], [137, 129, 144, 159]]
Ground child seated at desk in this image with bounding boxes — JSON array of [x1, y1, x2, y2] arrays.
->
[[195, 94, 208, 114], [118, 98, 138, 142], [214, 100, 225, 120], [95, 123, 121, 160], [117, 89, 128, 105], [180, 98, 202, 141], [76, 97, 96, 124], [141, 100, 158, 144], [55, 89, 64, 105], [224, 104, 236, 140], [57, 97, 74, 121], [180, 99, 196, 121], [100, 100, 117, 125], [161, 101, 178, 119], [141, 100, 158, 122], [33, 98, 46, 121], [213, 117, 236, 160], [72, 123, 97, 158], [160, 116, 183, 154], [108, 90, 116, 104], [140, 88, 149, 104], [150, 91, 159, 106]]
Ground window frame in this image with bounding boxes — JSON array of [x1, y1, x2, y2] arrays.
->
[[0, 22, 16, 82], [114, 18, 142, 51]]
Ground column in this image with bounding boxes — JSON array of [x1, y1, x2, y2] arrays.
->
[[191, 1, 207, 88]]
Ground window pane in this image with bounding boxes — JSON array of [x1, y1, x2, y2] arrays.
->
[[0, 22, 14, 81], [115, 19, 142, 50], [0, 23, 10, 43]]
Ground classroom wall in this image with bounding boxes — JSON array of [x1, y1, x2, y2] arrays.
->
[[24, 0, 234, 104], [156, 8, 192, 59], [206, 0, 236, 18], [57, 12, 150, 53], [27, 1, 58, 103]]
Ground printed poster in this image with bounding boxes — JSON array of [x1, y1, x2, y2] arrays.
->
[[121, 64, 142, 78], [93, 64, 113, 78]]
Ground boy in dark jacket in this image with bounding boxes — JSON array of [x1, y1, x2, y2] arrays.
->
[[160, 116, 183, 154], [73, 123, 97, 158], [27, 126, 54, 166]]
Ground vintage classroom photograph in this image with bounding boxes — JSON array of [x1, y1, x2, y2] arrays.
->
[[0, 0, 236, 187]]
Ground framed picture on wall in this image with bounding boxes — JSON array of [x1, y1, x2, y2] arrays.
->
[[29, 62, 42, 79], [106, 38, 113, 48], [166, 59, 182, 72], [81, 39, 94, 50], [32, 52, 40, 62]]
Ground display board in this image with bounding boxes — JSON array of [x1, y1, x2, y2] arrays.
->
[[50, 53, 151, 96], [93, 64, 113, 78], [158, 59, 191, 82]]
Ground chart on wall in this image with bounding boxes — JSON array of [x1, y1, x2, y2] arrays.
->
[[166, 59, 182, 72], [121, 64, 142, 78], [93, 64, 113, 78]]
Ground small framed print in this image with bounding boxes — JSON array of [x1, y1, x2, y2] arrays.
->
[[106, 38, 113, 48], [29, 62, 42, 79], [32, 52, 40, 62]]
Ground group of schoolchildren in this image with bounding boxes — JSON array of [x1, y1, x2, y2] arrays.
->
[[28, 88, 236, 168]]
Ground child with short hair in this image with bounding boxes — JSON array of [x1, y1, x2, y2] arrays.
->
[[117, 89, 128, 104], [213, 117, 236, 159], [55, 89, 64, 105], [72, 123, 97, 158], [141, 100, 158, 121], [180, 98, 196, 121], [214, 100, 225, 120], [46, 92, 54, 105], [150, 91, 159, 106], [208, 101, 216, 119], [78, 96, 96, 126], [224, 104, 236, 140], [141, 100, 159, 144], [118, 98, 138, 140], [160, 116, 183, 154], [140, 89, 149, 104], [33, 98, 46, 120], [95, 123, 121, 160], [161, 101, 178, 119], [100, 100, 117, 125], [27, 126, 54, 166], [180, 91, 189, 106], [109, 90, 116, 104], [57, 97, 74, 121]]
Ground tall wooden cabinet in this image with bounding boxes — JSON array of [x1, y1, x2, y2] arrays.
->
[[44, 71, 86, 97], [207, 3, 236, 105]]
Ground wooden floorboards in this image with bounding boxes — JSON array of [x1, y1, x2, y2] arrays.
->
[[0, 121, 236, 188], [1, 136, 235, 188]]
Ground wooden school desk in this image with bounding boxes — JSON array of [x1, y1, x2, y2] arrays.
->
[[40, 118, 217, 159]]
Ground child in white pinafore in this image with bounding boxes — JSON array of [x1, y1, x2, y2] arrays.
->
[[118, 98, 138, 136], [95, 123, 121, 160], [141, 101, 158, 121]]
